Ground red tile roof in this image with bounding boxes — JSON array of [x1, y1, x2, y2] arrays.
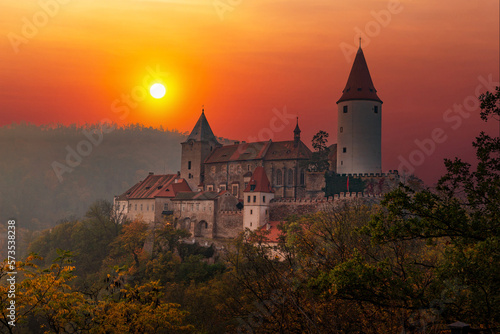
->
[[243, 166, 274, 193], [337, 46, 382, 104], [204, 141, 271, 163], [121, 174, 191, 199], [259, 221, 283, 243], [204, 140, 311, 164], [263, 140, 311, 161]]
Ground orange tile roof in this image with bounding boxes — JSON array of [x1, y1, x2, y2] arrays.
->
[[259, 221, 283, 243], [121, 174, 191, 199], [337, 46, 382, 104]]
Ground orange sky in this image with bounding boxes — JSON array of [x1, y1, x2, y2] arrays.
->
[[0, 0, 499, 183]]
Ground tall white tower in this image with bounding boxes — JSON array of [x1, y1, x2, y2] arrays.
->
[[336, 46, 383, 174]]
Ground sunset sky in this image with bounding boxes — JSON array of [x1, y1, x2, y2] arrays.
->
[[0, 0, 498, 183]]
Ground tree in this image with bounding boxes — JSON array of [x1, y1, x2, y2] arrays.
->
[[367, 87, 500, 330], [307, 130, 330, 172]]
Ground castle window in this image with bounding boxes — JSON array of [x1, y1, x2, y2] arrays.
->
[[341, 161, 343, 165], [247, 195, 251, 203], [164, 203, 168, 210], [300, 169, 305, 185], [244, 182, 248, 190], [232, 184, 239, 196], [211, 166, 216, 174], [247, 165, 251, 171], [220, 184, 226, 191], [250, 222, 252, 227], [343, 147, 347, 153], [374, 106, 379, 113], [340, 127, 343, 133], [250, 210, 253, 214], [287, 170, 294, 185], [343, 106, 348, 113], [266, 210, 268, 215], [276, 169, 283, 186], [122, 204, 125, 211], [147, 204, 149, 211], [140, 204, 143, 211], [253, 196, 256, 203], [188, 161, 191, 170], [263, 196, 266, 203], [196, 203, 200, 211], [135, 204, 137, 211], [207, 185, 214, 191]]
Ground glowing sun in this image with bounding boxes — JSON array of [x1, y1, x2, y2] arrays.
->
[[150, 83, 166, 99]]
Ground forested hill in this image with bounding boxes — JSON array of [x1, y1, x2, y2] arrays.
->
[[0, 123, 226, 230]]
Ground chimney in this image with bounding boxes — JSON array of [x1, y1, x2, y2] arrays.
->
[[149, 172, 154, 175], [234, 141, 240, 145], [266, 222, 270, 230]]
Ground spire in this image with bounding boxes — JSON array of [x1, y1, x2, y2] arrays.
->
[[185, 107, 219, 143], [293, 117, 301, 147], [337, 46, 383, 104]]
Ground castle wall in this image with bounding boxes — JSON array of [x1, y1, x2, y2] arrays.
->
[[305, 172, 325, 198], [173, 200, 216, 238], [262, 161, 306, 199], [215, 211, 243, 238], [203, 160, 262, 198], [269, 193, 383, 221]]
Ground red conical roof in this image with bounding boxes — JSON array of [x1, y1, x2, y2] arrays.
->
[[243, 166, 274, 193], [337, 47, 382, 104]]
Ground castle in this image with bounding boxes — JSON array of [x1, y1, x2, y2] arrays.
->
[[114, 46, 399, 239]]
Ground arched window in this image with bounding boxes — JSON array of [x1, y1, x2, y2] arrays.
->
[[288, 169, 294, 185], [300, 169, 305, 185], [276, 169, 283, 186]]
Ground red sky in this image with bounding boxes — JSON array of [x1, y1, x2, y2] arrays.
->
[[0, 0, 499, 184]]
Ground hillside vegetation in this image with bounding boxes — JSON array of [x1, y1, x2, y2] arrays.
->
[[0, 123, 189, 230]]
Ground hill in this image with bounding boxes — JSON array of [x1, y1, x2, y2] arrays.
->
[[0, 122, 229, 230]]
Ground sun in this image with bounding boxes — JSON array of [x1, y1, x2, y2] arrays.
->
[[150, 83, 166, 99]]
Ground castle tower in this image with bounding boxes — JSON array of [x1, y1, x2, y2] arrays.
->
[[336, 45, 383, 174], [243, 166, 274, 231], [181, 108, 221, 191]]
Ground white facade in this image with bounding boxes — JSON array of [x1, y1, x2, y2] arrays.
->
[[336, 99, 382, 174], [243, 192, 274, 231]]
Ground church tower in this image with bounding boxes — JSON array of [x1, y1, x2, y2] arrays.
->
[[181, 108, 221, 191], [336, 45, 383, 174]]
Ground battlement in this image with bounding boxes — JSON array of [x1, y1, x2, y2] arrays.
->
[[338, 169, 399, 178], [270, 192, 383, 204], [218, 210, 243, 215]]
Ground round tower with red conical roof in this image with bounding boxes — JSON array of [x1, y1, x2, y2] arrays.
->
[[336, 45, 382, 175]]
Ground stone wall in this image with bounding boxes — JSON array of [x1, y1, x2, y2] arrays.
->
[[215, 211, 243, 239], [269, 193, 383, 221]]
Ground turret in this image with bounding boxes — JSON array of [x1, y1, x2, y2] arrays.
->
[[336, 45, 382, 174]]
